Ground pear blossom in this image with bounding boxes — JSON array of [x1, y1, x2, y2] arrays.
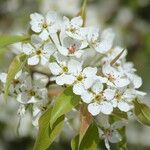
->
[[49, 56, 98, 95], [30, 11, 58, 40], [17, 74, 48, 104], [80, 81, 115, 116], [98, 117, 127, 150], [56, 36, 84, 58], [62, 16, 83, 39], [102, 64, 130, 88], [112, 88, 146, 112], [86, 27, 115, 54], [22, 36, 56, 66]]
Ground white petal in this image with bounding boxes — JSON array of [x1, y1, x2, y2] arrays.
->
[[43, 43, 56, 56], [135, 90, 146, 96], [114, 78, 130, 88], [74, 50, 84, 58], [30, 13, 44, 32], [73, 83, 85, 95], [91, 81, 103, 93], [103, 89, 116, 100], [68, 59, 82, 75], [28, 55, 39, 66], [129, 74, 142, 88], [57, 45, 68, 56], [83, 67, 97, 77], [49, 63, 62, 75], [104, 138, 111, 150], [83, 77, 95, 89], [46, 11, 57, 24], [108, 131, 122, 143], [81, 91, 93, 103], [39, 29, 49, 40], [71, 16, 83, 27], [101, 102, 113, 115], [56, 74, 75, 85], [41, 56, 48, 65], [88, 102, 100, 116], [22, 43, 33, 55], [0, 73, 7, 83], [118, 101, 131, 112]]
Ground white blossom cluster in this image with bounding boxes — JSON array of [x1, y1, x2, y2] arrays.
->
[[0, 11, 146, 124], [0, 71, 49, 126]]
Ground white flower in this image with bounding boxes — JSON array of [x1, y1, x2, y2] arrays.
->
[[57, 36, 84, 58], [81, 81, 115, 116], [62, 16, 83, 39], [111, 89, 135, 112], [99, 118, 127, 150], [17, 75, 48, 104], [102, 64, 130, 88], [118, 63, 143, 89], [22, 36, 56, 66], [30, 11, 58, 40], [49, 57, 98, 95], [86, 27, 115, 54]]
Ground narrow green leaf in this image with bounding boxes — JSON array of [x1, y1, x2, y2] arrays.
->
[[110, 49, 125, 66], [133, 99, 150, 126], [50, 87, 80, 127], [79, 123, 99, 150], [4, 54, 27, 100], [33, 107, 64, 150], [0, 35, 29, 49], [71, 135, 79, 150], [79, 0, 87, 26]]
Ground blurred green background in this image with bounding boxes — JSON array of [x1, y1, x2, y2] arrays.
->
[[0, 0, 150, 149]]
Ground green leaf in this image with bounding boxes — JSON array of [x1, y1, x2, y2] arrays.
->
[[118, 127, 127, 150], [71, 135, 79, 150], [133, 99, 150, 126], [79, 123, 99, 150], [4, 54, 27, 100], [50, 86, 80, 127], [0, 35, 29, 49], [79, 0, 87, 26], [33, 107, 64, 150], [110, 49, 125, 66], [112, 108, 128, 119]]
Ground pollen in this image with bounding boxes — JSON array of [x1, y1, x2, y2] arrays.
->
[[68, 45, 76, 54], [42, 22, 48, 29], [76, 75, 84, 81], [95, 94, 102, 102], [62, 66, 68, 73], [36, 49, 42, 55]]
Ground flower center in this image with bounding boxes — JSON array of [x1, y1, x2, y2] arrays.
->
[[67, 45, 76, 54], [42, 22, 48, 29], [107, 74, 115, 81], [36, 49, 42, 55], [67, 26, 76, 33], [28, 90, 36, 96], [13, 79, 20, 85], [94, 94, 103, 102], [62, 66, 68, 73], [115, 92, 122, 101], [104, 129, 113, 137], [76, 75, 84, 81]]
